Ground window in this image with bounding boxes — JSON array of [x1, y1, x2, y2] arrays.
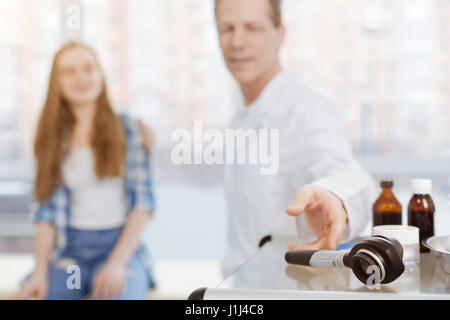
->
[[0, 0, 449, 256]]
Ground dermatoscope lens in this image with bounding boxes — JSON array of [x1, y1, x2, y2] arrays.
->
[[352, 253, 380, 283]]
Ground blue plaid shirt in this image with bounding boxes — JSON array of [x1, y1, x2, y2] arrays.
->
[[32, 114, 156, 286]]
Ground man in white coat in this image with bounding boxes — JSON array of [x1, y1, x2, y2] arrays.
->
[[215, 0, 376, 276]]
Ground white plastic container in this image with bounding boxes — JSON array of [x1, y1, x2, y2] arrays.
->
[[372, 225, 420, 266]]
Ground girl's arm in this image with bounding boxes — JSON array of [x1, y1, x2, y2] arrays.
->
[[14, 222, 56, 300], [109, 117, 154, 265], [33, 222, 57, 275], [106, 208, 151, 266], [91, 209, 151, 299]]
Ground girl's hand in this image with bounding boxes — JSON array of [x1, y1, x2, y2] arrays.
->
[[13, 270, 48, 300], [91, 261, 127, 299]]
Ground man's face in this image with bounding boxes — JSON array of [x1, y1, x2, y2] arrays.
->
[[216, 0, 285, 85]]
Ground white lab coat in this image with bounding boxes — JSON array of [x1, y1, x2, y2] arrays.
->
[[221, 69, 376, 277]]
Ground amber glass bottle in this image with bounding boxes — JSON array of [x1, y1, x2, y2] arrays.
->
[[373, 181, 402, 226], [408, 179, 435, 253]]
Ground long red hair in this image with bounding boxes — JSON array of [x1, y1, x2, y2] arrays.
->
[[34, 42, 125, 203]]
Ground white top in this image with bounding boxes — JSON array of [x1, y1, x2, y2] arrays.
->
[[221, 69, 377, 276], [411, 179, 432, 194], [62, 147, 127, 230]]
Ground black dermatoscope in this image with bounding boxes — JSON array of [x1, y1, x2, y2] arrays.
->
[[285, 235, 405, 285]]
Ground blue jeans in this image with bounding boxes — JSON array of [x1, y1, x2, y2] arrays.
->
[[45, 227, 151, 300]]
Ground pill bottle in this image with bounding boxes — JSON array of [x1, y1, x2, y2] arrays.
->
[[407, 179, 435, 253], [372, 180, 402, 227]]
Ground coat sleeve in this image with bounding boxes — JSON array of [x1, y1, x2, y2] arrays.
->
[[288, 93, 377, 241]]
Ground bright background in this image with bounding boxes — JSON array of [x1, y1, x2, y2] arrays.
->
[[0, 0, 449, 267]]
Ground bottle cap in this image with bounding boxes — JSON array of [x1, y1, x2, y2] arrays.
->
[[411, 179, 432, 194], [372, 225, 419, 245], [380, 180, 393, 188]]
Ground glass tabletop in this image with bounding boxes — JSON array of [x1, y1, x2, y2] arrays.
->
[[217, 239, 450, 297]]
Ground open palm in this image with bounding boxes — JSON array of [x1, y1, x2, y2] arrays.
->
[[286, 185, 348, 250]]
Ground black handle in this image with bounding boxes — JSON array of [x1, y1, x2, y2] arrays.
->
[[285, 250, 317, 266], [188, 287, 207, 300]]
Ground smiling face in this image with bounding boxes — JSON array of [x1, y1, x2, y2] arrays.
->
[[57, 46, 104, 106], [34, 42, 126, 203], [216, 0, 285, 86]]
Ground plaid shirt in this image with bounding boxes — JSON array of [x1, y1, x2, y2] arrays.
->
[[32, 114, 156, 286]]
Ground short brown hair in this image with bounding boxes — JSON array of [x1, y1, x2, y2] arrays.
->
[[215, 0, 282, 28]]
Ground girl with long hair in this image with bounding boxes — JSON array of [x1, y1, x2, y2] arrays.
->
[[14, 42, 155, 300]]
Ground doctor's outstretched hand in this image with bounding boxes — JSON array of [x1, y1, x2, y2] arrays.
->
[[286, 185, 348, 251]]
